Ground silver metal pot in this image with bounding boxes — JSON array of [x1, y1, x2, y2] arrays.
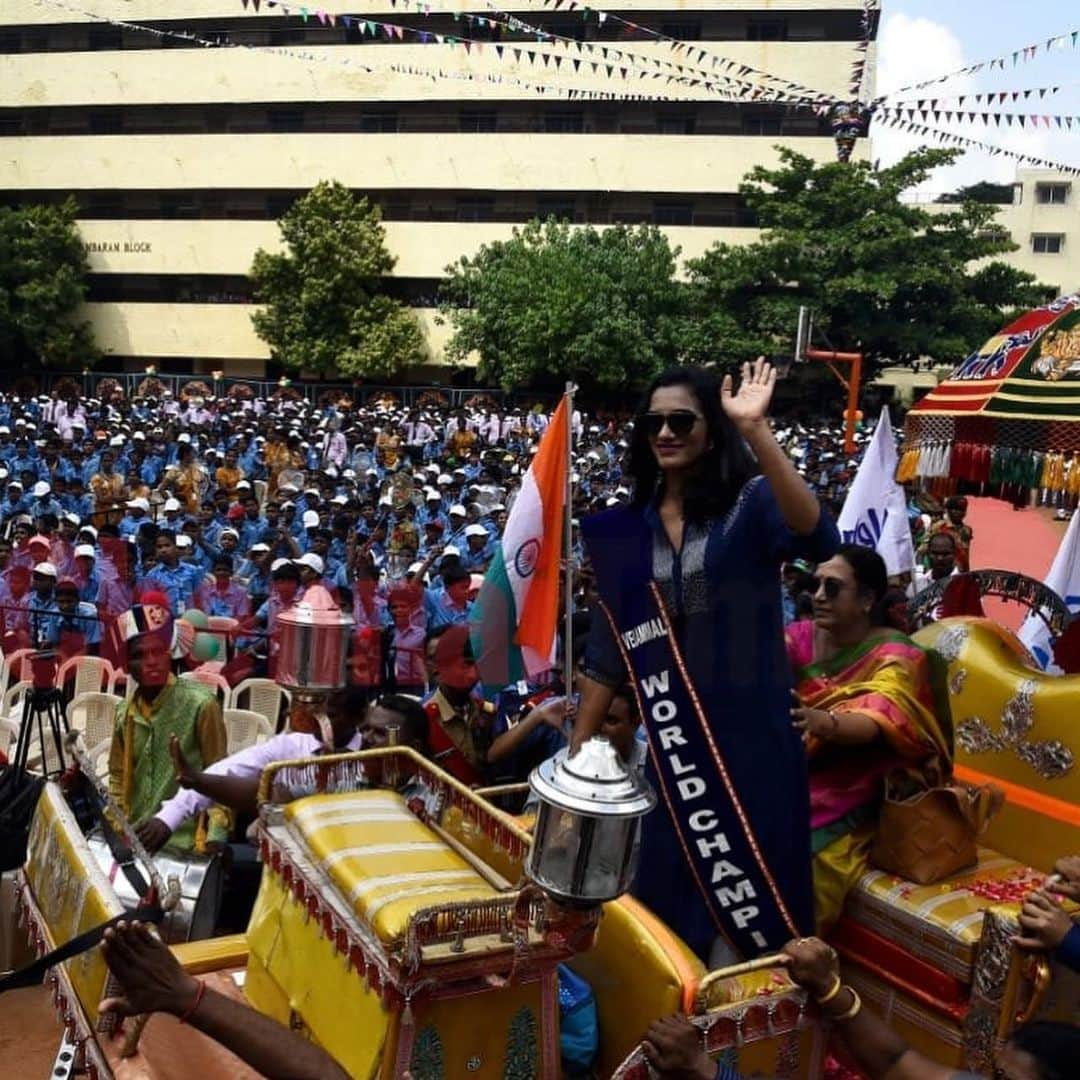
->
[[526, 737, 655, 906], [275, 603, 354, 693]]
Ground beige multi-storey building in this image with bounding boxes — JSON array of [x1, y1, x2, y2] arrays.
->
[[996, 170, 1080, 298], [1, 1, 876, 378]]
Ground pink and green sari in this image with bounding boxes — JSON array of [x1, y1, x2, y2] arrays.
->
[[786, 620, 951, 928]]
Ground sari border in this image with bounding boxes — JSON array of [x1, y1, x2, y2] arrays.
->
[[796, 630, 922, 683], [648, 582, 801, 938]]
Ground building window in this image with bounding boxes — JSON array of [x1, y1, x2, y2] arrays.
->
[[457, 197, 495, 222], [747, 18, 787, 41], [361, 113, 398, 133], [653, 201, 694, 226], [1035, 183, 1070, 205], [88, 25, 123, 51], [660, 21, 702, 41], [545, 112, 584, 134], [89, 110, 124, 135], [742, 114, 783, 136], [657, 113, 696, 135], [1032, 234, 1065, 254], [537, 196, 576, 221], [459, 111, 496, 133], [268, 109, 304, 132]]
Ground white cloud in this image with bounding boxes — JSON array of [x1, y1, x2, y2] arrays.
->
[[872, 13, 1055, 199]]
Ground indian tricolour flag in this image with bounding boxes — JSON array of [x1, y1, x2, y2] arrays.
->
[[470, 395, 569, 686]]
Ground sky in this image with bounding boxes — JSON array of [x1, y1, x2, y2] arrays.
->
[[871, 1, 1080, 197]]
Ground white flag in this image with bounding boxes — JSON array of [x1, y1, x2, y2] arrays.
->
[[1018, 511, 1080, 671], [836, 411, 915, 577]]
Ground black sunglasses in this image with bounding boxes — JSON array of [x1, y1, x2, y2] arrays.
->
[[809, 575, 850, 600], [639, 410, 702, 438]]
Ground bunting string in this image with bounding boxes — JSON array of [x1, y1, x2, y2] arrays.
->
[[510, 0, 839, 106], [875, 25, 1080, 102], [878, 111, 1080, 177], [33, 0, 702, 104], [244, 0, 754, 101], [879, 105, 1080, 132], [849, 0, 879, 103], [886, 85, 1064, 109]]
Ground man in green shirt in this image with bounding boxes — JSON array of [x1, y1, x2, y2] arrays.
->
[[108, 628, 229, 853]]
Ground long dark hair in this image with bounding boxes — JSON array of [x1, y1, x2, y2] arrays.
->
[[835, 543, 891, 627], [627, 366, 758, 522]]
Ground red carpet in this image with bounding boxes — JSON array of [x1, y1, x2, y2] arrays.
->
[[965, 498, 1066, 630]]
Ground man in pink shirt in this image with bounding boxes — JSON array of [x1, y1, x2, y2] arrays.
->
[[137, 689, 428, 853]]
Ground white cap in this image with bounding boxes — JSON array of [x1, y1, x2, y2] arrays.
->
[[220, 528, 239, 540], [176, 534, 193, 548], [302, 509, 320, 528], [75, 543, 97, 559], [442, 545, 461, 558], [437, 473, 452, 485], [249, 542, 270, 553], [32, 561, 57, 578], [236, 480, 252, 490], [31, 481, 51, 498], [297, 552, 324, 575], [378, 495, 392, 507], [109, 435, 124, 447], [270, 558, 290, 572], [331, 494, 348, 505], [449, 504, 467, 517], [177, 433, 191, 443], [6, 480, 21, 490], [423, 487, 440, 500], [63, 511, 81, 525], [79, 524, 98, 539], [464, 524, 488, 538], [163, 497, 182, 512], [126, 497, 150, 512]]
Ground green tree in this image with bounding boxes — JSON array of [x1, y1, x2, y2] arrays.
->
[[683, 148, 1049, 377], [935, 180, 1015, 205], [0, 198, 98, 369], [250, 181, 426, 379], [439, 219, 686, 390]]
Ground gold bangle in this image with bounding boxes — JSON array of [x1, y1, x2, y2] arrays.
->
[[832, 987, 862, 1022], [814, 975, 843, 1005]]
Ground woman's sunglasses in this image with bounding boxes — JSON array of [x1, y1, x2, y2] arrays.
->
[[809, 575, 850, 600], [639, 410, 702, 438]]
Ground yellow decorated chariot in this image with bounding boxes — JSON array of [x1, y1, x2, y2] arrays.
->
[[5, 612, 1080, 1078]]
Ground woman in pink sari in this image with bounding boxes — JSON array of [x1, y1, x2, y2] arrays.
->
[[787, 545, 951, 930]]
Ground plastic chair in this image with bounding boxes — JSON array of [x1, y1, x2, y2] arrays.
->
[[0, 716, 17, 759], [179, 669, 231, 705], [56, 655, 118, 699], [228, 677, 291, 734], [222, 708, 273, 755], [1, 650, 33, 692], [68, 692, 123, 760]]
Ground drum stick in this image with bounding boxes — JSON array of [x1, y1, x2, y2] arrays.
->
[[63, 731, 179, 911]]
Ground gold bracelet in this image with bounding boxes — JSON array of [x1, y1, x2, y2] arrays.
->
[[832, 987, 862, 1022], [815, 975, 843, 1005]]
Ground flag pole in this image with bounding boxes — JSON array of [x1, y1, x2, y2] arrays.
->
[[563, 382, 576, 698]]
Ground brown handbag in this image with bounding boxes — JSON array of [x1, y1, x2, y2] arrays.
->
[[870, 768, 1004, 886]]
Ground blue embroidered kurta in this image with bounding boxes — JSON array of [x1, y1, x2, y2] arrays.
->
[[582, 475, 839, 959]]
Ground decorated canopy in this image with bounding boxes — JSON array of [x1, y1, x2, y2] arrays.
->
[[904, 293, 1080, 464]]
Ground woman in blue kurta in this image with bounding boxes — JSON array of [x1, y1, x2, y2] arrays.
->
[[573, 362, 839, 963]]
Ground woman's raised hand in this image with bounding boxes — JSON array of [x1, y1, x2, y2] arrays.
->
[[720, 356, 776, 431]]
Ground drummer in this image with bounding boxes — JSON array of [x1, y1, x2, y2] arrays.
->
[[108, 607, 231, 855]]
